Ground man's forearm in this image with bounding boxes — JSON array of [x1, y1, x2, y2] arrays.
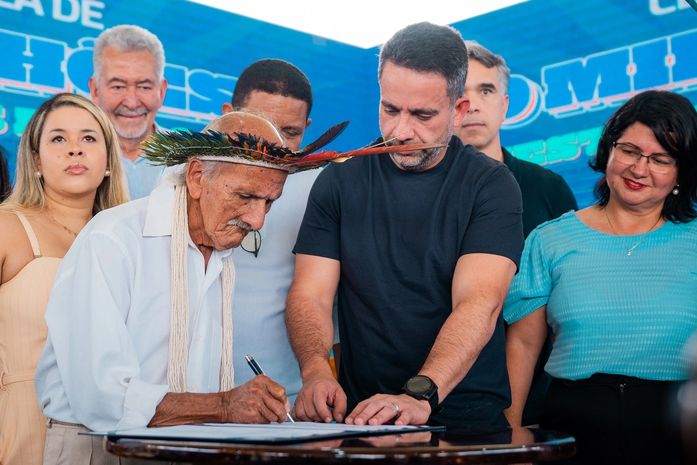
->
[[420, 299, 501, 400], [420, 254, 516, 403], [286, 289, 335, 379], [149, 392, 224, 426]]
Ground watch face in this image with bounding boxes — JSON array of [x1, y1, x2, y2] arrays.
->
[[407, 376, 433, 394]]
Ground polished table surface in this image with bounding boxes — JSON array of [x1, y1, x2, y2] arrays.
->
[[105, 426, 575, 464]]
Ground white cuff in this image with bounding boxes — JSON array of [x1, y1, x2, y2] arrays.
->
[[115, 378, 169, 430]]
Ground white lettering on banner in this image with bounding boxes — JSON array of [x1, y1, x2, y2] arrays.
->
[[0, 0, 45, 15], [502, 28, 697, 128], [649, 0, 691, 15], [52, 0, 80, 22], [0, 0, 104, 30], [79, 0, 105, 29], [0, 10, 694, 130], [0, 28, 235, 124]]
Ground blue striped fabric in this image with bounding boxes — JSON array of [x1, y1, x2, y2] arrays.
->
[[503, 211, 697, 381]]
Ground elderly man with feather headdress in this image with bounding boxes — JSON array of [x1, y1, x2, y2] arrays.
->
[[33, 112, 290, 464], [35, 111, 435, 465]]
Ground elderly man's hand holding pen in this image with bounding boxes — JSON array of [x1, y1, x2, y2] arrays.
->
[[149, 374, 290, 426], [245, 354, 295, 423]]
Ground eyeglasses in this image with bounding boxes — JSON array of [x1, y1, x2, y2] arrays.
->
[[612, 141, 677, 174], [240, 230, 261, 257]]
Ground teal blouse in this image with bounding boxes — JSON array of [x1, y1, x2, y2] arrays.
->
[[504, 211, 697, 381]]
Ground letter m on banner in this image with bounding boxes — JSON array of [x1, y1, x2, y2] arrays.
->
[[542, 47, 631, 118]]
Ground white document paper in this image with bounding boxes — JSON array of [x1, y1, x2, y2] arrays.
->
[[98, 421, 439, 444]]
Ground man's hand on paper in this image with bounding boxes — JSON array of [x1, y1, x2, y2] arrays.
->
[[292, 372, 347, 423], [345, 393, 430, 426]]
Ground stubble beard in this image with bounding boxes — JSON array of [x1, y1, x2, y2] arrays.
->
[[386, 128, 453, 172]]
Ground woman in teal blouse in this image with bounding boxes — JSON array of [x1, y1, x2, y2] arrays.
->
[[503, 90, 697, 465]]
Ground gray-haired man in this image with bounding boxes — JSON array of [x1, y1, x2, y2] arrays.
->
[[89, 24, 168, 198]]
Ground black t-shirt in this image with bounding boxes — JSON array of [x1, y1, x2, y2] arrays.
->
[[294, 136, 523, 428], [503, 148, 578, 238]]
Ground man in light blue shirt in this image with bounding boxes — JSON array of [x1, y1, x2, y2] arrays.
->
[[117, 144, 165, 199], [89, 25, 167, 198], [222, 59, 320, 405]]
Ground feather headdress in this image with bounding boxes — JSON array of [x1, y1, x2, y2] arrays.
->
[[141, 120, 445, 173]]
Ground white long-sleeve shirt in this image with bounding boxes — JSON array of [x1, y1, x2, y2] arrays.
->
[[36, 180, 233, 432]]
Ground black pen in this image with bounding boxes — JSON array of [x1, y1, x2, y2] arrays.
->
[[244, 354, 295, 423]]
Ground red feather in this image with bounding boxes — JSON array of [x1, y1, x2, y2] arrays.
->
[[294, 142, 447, 165]]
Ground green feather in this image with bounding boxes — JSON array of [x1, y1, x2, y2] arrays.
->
[[141, 130, 294, 167]]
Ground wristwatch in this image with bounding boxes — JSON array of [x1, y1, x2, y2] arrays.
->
[[402, 375, 439, 413]]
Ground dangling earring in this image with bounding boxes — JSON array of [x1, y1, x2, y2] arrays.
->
[[35, 171, 42, 179], [104, 169, 111, 177], [672, 185, 680, 196]]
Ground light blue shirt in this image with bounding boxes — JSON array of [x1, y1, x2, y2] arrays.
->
[[231, 168, 321, 405], [121, 155, 164, 200], [504, 211, 697, 381]]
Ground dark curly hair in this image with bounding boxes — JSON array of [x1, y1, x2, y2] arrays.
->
[[590, 90, 697, 222]]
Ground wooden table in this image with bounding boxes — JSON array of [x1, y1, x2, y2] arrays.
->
[[106, 426, 575, 464]]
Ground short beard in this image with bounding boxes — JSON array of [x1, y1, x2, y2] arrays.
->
[[389, 146, 442, 172], [110, 104, 151, 140], [114, 121, 150, 140], [384, 129, 452, 172]]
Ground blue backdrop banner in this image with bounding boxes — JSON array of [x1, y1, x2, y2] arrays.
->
[[1, 0, 695, 207]]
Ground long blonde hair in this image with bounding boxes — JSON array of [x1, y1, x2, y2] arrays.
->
[[4, 93, 129, 213]]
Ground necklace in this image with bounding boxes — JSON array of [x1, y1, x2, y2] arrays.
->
[[46, 212, 79, 238], [603, 208, 662, 256]]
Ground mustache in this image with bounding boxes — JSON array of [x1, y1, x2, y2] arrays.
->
[[226, 219, 253, 231], [114, 106, 148, 117], [382, 138, 405, 147]]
